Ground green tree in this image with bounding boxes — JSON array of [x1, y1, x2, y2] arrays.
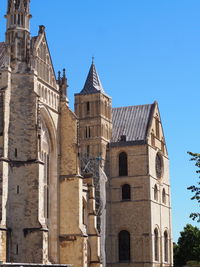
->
[[187, 152, 200, 222], [174, 224, 200, 266]]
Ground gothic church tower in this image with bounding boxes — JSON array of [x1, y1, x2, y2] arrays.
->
[[0, 0, 61, 263]]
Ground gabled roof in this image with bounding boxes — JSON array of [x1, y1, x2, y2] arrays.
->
[[0, 42, 8, 70], [79, 62, 104, 95], [111, 103, 155, 145]]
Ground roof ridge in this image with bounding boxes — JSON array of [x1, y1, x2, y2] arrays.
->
[[112, 103, 153, 110]]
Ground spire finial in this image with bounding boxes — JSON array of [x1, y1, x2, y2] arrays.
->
[[92, 56, 95, 64]]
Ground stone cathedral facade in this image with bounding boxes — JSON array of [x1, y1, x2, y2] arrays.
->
[[0, 1, 173, 267]]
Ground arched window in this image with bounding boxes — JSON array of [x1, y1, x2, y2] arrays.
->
[[164, 231, 168, 262], [119, 152, 128, 176], [118, 230, 130, 262], [41, 119, 51, 221], [122, 184, 131, 201], [162, 188, 166, 204], [154, 184, 158, 201], [154, 228, 159, 261]]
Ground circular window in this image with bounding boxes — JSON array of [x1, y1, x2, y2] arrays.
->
[[156, 153, 163, 178]]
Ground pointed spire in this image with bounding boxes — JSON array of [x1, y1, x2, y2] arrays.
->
[[80, 61, 104, 94]]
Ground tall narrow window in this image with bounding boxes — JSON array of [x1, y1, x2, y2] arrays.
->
[[162, 188, 166, 204], [41, 119, 50, 222], [119, 230, 130, 262], [86, 102, 90, 114], [154, 184, 158, 201], [119, 152, 128, 176], [164, 231, 168, 262], [155, 118, 160, 138], [122, 184, 131, 201], [15, 148, 18, 158], [154, 228, 159, 261]]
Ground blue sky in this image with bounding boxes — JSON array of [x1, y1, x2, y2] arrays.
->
[[0, 0, 200, 242]]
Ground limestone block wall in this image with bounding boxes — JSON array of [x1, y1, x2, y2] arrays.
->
[[60, 102, 79, 176], [106, 144, 152, 267], [5, 72, 48, 263], [148, 146, 173, 267], [0, 68, 11, 262]]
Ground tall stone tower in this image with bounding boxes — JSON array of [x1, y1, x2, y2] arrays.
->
[[74, 61, 112, 165], [106, 102, 173, 267], [74, 62, 112, 266]]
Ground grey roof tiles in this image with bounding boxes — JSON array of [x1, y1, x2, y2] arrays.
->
[[79, 62, 104, 95], [111, 103, 154, 144]]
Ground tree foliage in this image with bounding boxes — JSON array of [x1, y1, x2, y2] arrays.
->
[[187, 152, 200, 222], [174, 224, 200, 266]]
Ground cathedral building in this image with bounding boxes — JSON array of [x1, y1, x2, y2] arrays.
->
[[0, 1, 173, 267]]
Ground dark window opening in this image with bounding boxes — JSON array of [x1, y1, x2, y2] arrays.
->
[[164, 231, 168, 262], [119, 152, 128, 176], [16, 244, 18, 255], [15, 148, 18, 158], [162, 188, 166, 204], [154, 228, 159, 261], [17, 185, 19, 194], [86, 102, 90, 114], [17, 14, 20, 25], [119, 230, 130, 262], [122, 184, 131, 200]]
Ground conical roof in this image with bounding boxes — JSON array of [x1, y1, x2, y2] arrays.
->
[[79, 62, 104, 94]]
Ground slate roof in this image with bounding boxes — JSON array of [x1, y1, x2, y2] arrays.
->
[[79, 62, 105, 94], [111, 103, 155, 144], [0, 42, 8, 70]]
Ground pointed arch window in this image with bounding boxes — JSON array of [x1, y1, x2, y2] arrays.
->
[[164, 231, 168, 262], [154, 228, 159, 261], [119, 152, 128, 176], [118, 230, 130, 262], [122, 184, 131, 201]]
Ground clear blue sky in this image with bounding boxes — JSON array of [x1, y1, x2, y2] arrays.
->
[[0, 0, 200, 242]]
